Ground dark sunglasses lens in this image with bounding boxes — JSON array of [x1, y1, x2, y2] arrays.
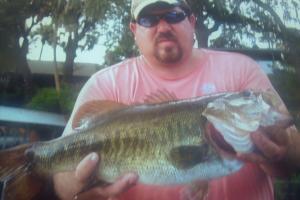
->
[[138, 16, 159, 27], [164, 12, 186, 23], [137, 12, 187, 27]]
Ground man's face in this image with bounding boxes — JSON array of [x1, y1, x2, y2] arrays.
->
[[130, 6, 196, 65]]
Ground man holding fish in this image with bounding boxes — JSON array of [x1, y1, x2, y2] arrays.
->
[[53, 0, 300, 199]]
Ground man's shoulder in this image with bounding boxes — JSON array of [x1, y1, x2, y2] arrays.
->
[[200, 48, 259, 71], [201, 48, 254, 61]]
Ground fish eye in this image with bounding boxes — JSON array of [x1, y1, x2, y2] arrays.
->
[[25, 148, 35, 160]]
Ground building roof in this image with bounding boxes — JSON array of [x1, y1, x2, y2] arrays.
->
[[28, 60, 102, 77], [0, 106, 66, 127]]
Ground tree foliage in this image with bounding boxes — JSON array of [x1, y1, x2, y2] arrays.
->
[[31, 0, 112, 80], [101, 0, 138, 66], [0, 0, 53, 74], [268, 62, 300, 128], [187, 0, 300, 78], [0, 0, 58, 103], [26, 84, 79, 114]]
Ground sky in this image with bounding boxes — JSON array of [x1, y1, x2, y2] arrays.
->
[[27, 38, 107, 65], [26, 16, 108, 65]]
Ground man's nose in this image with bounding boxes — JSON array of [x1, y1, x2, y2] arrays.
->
[[156, 19, 172, 32]]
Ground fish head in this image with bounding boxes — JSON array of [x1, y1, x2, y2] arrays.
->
[[202, 90, 292, 153]]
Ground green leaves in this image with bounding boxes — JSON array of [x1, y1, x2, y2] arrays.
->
[[26, 85, 79, 114]]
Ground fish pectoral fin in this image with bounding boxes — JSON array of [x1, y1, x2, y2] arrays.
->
[[72, 100, 127, 129], [169, 145, 209, 169]]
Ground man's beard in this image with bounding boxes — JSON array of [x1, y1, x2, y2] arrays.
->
[[154, 32, 183, 63]]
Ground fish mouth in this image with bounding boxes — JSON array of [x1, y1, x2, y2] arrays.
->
[[205, 123, 236, 157]]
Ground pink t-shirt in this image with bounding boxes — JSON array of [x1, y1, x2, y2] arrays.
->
[[63, 49, 275, 200]]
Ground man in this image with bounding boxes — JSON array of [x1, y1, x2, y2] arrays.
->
[[53, 0, 300, 199]]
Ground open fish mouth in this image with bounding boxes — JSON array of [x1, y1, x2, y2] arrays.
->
[[202, 89, 293, 154], [205, 123, 237, 157]]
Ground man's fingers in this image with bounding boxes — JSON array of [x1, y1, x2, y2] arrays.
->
[[251, 132, 287, 161], [180, 180, 208, 200], [53, 172, 81, 200], [75, 152, 99, 183], [75, 173, 138, 200], [102, 173, 138, 196], [236, 152, 266, 163], [261, 123, 291, 140], [53, 153, 99, 200], [55, 153, 137, 200]]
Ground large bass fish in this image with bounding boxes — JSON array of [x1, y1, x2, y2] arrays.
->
[[0, 90, 291, 200]]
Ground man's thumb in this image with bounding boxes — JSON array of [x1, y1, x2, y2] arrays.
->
[[75, 152, 99, 183]]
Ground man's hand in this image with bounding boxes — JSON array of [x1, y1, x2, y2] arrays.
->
[[53, 152, 138, 200], [180, 180, 208, 200], [237, 126, 300, 177]]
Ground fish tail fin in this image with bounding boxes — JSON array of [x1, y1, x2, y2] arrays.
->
[[0, 143, 31, 180], [0, 144, 51, 200], [1, 169, 46, 200]]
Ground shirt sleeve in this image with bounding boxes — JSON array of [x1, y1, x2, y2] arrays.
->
[[239, 57, 289, 113], [62, 71, 115, 136], [239, 58, 274, 91]]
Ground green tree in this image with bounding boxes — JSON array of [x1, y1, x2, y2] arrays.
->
[[268, 62, 300, 128], [26, 84, 79, 114], [34, 0, 111, 81], [0, 0, 55, 104], [187, 0, 300, 78], [0, 0, 52, 75], [102, 0, 138, 66]]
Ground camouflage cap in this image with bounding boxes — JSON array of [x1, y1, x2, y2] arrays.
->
[[131, 0, 190, 20]]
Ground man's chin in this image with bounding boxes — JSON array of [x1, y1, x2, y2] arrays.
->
[[155, 50, 182, 64], [156, 56, 181, 64]]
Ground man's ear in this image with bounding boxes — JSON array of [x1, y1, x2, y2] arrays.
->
[[188, 14, 196, 28], [130, 22, 137, 34]]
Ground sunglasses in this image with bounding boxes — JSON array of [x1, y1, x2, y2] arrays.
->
[[136, 11, 188, 28]]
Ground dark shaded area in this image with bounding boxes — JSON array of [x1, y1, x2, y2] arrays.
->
[[0, 72, 86, 106], [275, 175, 300, 200], [0, 73, 30, 107]]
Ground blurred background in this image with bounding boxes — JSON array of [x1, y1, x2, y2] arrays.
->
[[0, 0, 299, 199]]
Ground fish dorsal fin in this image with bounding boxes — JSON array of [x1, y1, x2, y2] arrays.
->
[[72, 100, 127, 129], [169, 145, 209, 169]]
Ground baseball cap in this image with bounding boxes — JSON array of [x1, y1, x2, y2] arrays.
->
[[131, 0, 191, 20]]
